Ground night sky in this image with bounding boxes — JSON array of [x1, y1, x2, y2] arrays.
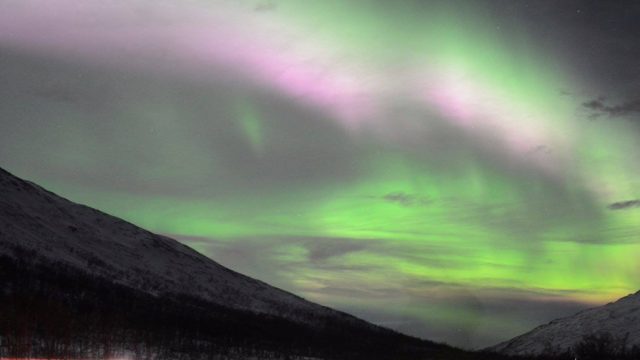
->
[[1, 0, 640, 349]]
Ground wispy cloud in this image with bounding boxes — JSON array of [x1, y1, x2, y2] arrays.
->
[[583, 97, 640, 118], [608, 199, 640, 210], [382, 192, 431, 207], [306, 238, 369, 262]]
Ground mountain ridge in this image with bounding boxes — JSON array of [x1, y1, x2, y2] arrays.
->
[[490, 290, 640, 356]]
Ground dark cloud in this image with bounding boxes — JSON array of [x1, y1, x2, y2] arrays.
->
[[175, 234, 378, 277], [608, 199, 640, 210], [583, 97, 640, 118], [382, 192, 430, 207], [306, 239, 369, 262], [306, 285, 397, 300]]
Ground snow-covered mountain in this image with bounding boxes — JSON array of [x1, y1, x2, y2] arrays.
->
[[490, 291, 640, 356], [0, 166, 335, 321], [1, 166, 464, 359]]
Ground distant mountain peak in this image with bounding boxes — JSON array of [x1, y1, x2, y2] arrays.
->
[[490, 290, 640, 356]]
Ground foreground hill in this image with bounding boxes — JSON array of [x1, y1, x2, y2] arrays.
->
[[0, 167, 471, 359], [0, 167, 335, 321], [490, 290, 640, 356]]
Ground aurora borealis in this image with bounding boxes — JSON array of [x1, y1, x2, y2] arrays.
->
[[1, 0, 640, 348]]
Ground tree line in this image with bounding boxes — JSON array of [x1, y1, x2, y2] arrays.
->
[[1, 244, 638, 360]]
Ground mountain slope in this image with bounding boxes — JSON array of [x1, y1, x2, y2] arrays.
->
[[0, 167, 464, 359], [490, 291, 640, 356], [0, 167, 324, 319]]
